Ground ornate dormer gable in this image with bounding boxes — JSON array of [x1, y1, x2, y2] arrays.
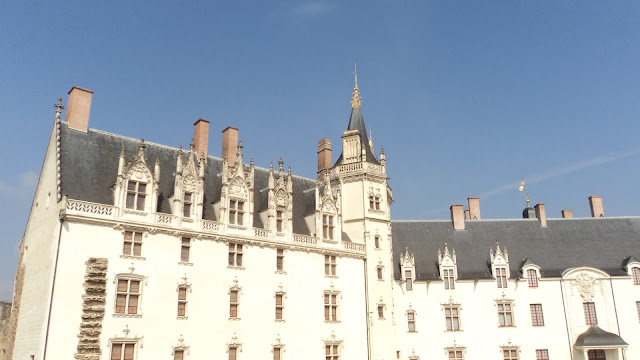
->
[[265, 158, 293, 234], [315, 172, 342, 242], [400, 247, 416, 290], [220, 141, 254, 228], [171, 141, 205, 220], [438, 242, 458, 287], [521, 258, 541, 287], [490, 241, 510, 287], [114, 139, 159, 216]]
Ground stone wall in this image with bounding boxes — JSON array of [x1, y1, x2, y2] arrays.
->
[[0, 300, 13, 360], [74, 258, 108, 360]]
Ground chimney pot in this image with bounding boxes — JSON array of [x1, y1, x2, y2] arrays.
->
[[65, 86, 94, 132], [317, 138, 332, 180], [534, 203, 547, 226], [589, 196, 605, 217], [222, 126, 239, 165], [450, 204, 465, 230], [561, 209, 573, 218], [193, 119, 210, 162], [464, 209, 470, 220], [468, 197, 481, 220]]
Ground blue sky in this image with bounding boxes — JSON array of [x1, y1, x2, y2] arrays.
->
[[1, 1, 640, 300]]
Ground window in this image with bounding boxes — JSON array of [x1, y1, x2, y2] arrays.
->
[[375, 196, 381, 210], [444, 305, 460, 331], [583, 302, 597, 325], [377, 305, 384, 319], [174, 349, 185, 360], [502, 348, 519, 360], [325, 255, 336, 276], [183, 192, 192, 217], [443, 268, 455, 289], [111, 343, 135, 360], [276, 210, 284, 232], [230, 290, 239, 318], [633, 267, 640, 285], [322, 214, 334, 240], [374, 236, 380, 249], [276, 249, 284, 271], [273, 347, 282, 360], [496, 267, 508, 288], [229, 346, 238, 360], [587, 350, 606, 360], [178, 286, 188, 317], [530, 304, 544, 326], [448, 350, 464, 359], [229, 199, 244, 225], [405, 269, 413, 291], [636, 301, 640, 322], [535, 349, 549, 360], [325, 344, 339, 360], [369, 195, 375, 209], [123, 231, 142, 257], [275, 293, 284, 320], [407, 312, 416, 332], [126, 181, 146, 211], [527, 269, 539, 287], [497, 302, 514, 327], [324, 292, 338, 322], [377, 267, 383, 280], [181, 237, 191, 262], [228, 243, 243, 267], [116, 279, 140, 315]]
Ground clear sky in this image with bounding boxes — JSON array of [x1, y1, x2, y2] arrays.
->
[[1, 1, 640, 300]]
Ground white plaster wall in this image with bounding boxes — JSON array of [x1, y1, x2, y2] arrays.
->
[[604, 277, 638, 360]]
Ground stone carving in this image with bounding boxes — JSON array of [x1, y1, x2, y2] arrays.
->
[[75, 258, 108, 360], [574, 271, 600, 301]]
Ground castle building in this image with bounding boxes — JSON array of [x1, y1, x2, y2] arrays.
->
[[2, 78, 639, 360]]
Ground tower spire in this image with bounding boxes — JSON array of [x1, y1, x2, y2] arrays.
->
[[351, 63, 361, 108]]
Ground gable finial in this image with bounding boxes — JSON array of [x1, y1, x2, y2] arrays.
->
[[351, 63, 362, 108], [278, 157, 284, 172], [189, 138, 195, 152], [519, 180, 530, 207], [54, 97, 64, 121]]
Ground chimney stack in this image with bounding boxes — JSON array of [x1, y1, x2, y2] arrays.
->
[[65, 86, 93, 132], [222, 126, 239, 165], [468, 197, 481, 220], [534, 203, 547, 226], [464, 209, 470, 220], [589, 196, 605, 217], [450, 204, 465, 230], [317, 138, 332, 180], [193, 119, 210, 162], [561, 209, 573, 218]]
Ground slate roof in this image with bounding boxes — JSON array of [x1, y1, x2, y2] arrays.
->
[[574, 325, 628, 347], [391, 218, 640, 280], [59, 122, 316, 234]]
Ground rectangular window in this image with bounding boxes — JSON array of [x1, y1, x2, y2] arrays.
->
[[178, 286, 187, 317], [183, 192, 192, 217], [325, 255, 336, 276], [527, 269, 539, 287], [181, 237, 191, 262], [587, 350, 606, 360], [276, 249, 284, 271], [275, 293, 284, 320], [633, 267, 640, 285], [530, 304, 544, 326], [535, 349, 549, 360], [374, 236, 380, 249], [276, 210, 284, 232], [229, 346, 238, 360], [583, 302, 597, 325], [375, 196, 381, 210], [444, 306, 460, 331], [497, 302, 514, 327], [116, 279, 140, 315], [325, 344, 339, 360], [377, 267, 383, 280], [448, 350, 464, 359], [407, 312, 416, 332], [405, 270, 413, 291], [174, 349, 184, 360], [230, 290, 239, 318], [496, 267, 508, 288], [443, 268, 455, 289], [228, 243, 243, 267], [324, 293, 338, 322], [322, 214, 334, 240], [636, 301, 640, 322], [126, 181, 146, 211], [377, 305, 384, 319], [111, 343, 135, 360], [229, 199, 244, 225], [123, 231, 142, 257], [273, 347, 282, 360], [369, 195, 375, 209], [503, 349, 519, 360]]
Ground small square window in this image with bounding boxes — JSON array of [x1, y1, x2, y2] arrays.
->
[[123, 231, 143, 257], [535, 349, 549, 360]]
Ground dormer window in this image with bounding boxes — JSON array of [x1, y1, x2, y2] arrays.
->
[[632, 267, 640, 285], [405, 269, 413, 291], [276, 209, 284, 232], [496, 267, 508, 288], [323, 215, 334, 240], [183, 192, 193, 217], [490, 242, 509, 289], [229, 199, 244, 225], [527, 269, 539, 287], [438, 243, 457, 290], [126, 181, 146, 211], [443, 269, 455, 290]]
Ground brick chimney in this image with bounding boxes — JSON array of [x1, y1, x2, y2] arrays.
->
[[193, 119, 210, 162], [589, 196, 605, 217], [65, 86, 93, 132], [450, 204, 465, 230], [534, 203, 547, 226], [561, 209, 573, 218], [317, 138, 332, 180], [464, 209, 470, 220], [468, 197, 481, 220], [222, 126, 239, 165]]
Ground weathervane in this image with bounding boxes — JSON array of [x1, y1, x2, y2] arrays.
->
[[351, 63, 362, 108], [518, 180, 530, 207]]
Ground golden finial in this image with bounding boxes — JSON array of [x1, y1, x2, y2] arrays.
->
[[351, 63, 362, 108], [518, 180, 530, 207]]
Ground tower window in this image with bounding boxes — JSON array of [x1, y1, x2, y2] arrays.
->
[[229, 199, 244, 225]]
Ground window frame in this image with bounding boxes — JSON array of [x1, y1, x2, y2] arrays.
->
[[527, 269, 539, 287], [276, 248, 284, 272], [405, 269, 413, 291], [228, 346, 239, 360], [115, 278, 142, 316], [636, 301, 640, 323], [377, 266, 383, 280], [180, 237, 191, 263], [174, 349, 185, 360], [325, 255, 337, 276], [530, 304, 544, 326], [229, 289, 240, 319], [407, 311, 416, 332], [229, 199, 245, 226], [228, 243, 244, 268], [583, 302, 598, 325], [126, 180, 147, 211], [324, 291, 340, 323], [324, 343, 341, 360], [275, 293, 284, 321], [535, 349, 549, 360], [443, 268, 455, 290], [183, 191, 193, 217], [377, 304, 385, 319], [444, 305, 461, 331], [496, 266, 508, 288], [502, 348, 519, 360], [273, 346, 283, 360], [587, 350, 606, 360], [276, 209, 284, 232], [447, 350, 464, 360], [110, 341, 136, 360], [632, 267, 640, 285], [497, 301, 515, 327], [374, 235, 380, 249], [177, 286, 188, 318], [122, 231, 143, 257], [322, 214, 335, 240]]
